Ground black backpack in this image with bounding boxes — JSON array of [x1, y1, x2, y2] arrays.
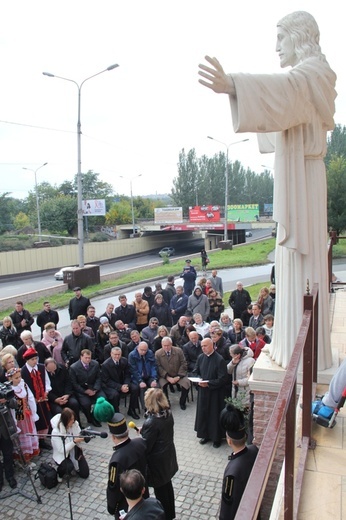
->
[[35, 462, 58, 489]]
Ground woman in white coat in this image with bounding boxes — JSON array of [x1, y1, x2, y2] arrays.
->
[[51, 408, 89, 479]]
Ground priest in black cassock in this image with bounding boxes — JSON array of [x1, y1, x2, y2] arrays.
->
[[193, 337, 228, 448]]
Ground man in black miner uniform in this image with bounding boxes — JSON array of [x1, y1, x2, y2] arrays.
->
[[101, 346, 139, 419], [219, 404, 259, 520], [69, 349, 105, 427], [36, 301, 59, 338], [10, 300, 34, 338], [106, 413, 148, 519], [68, 287, 91, 320], [62, 320, 95, 366]]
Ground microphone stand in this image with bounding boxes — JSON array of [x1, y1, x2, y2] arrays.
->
[[27, 431, 92, 520]]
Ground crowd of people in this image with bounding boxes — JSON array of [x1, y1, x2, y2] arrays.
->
[[0, 269, 276, 513]]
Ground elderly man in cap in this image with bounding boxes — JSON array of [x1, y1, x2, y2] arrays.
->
[[107, 412, 148, 518], [68, 287, 91, 320]]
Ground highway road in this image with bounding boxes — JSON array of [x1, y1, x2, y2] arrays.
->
[[0, 231, 273, 299]]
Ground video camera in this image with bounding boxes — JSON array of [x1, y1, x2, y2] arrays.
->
[[0, 381, 15, 401]]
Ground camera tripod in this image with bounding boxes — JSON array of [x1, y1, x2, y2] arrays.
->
[[0, 402, 42, 503]]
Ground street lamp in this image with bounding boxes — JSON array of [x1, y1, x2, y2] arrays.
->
[[23, 162, 48, 241], [207, 136, 249, 241], [43, 63, 119, 267], [120, 174, 142, 236]]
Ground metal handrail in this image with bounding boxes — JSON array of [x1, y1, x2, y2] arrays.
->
[[235, 283, 318, 520]]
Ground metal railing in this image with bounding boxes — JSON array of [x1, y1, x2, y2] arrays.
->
[[235, 282, 319, 520]]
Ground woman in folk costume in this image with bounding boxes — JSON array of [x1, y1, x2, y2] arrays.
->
[[6, 367, 40, 461], [20, 347, 52, 451], [199, 11, 336, 370]]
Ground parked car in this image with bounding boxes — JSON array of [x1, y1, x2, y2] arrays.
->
[[245, 231, 252, 237], [159, 247, 175, 257], [54, 267, 73, 280]]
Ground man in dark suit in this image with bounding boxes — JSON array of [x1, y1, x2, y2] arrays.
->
[[61, 320, 95, 366], [68, 287, 91, 320], [10, 301, 34, 338], [115, 295, 137, 330], [36, 301, 60, 338], [183, 330, 203, 374], [69, 349, 105, 427], [99, 303, 117, 329], [45, 358, 81, 424], [101, 347, 139, 419], [86, 305, 101, 336]]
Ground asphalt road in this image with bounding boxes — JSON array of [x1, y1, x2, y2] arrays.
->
[[0, 232, 271, 299]]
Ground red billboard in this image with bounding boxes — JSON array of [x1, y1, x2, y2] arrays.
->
[[189, 205, 221, 222]]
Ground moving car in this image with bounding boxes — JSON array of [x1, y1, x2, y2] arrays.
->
[[245, 231, 252, 237], [159, 247, 175, 257], [54, 267, 73, 280]]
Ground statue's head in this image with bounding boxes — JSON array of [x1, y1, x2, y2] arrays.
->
[[277, 11, 323, 64]]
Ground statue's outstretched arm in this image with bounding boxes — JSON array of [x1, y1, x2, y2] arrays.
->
[[198, 55, 235, 96]]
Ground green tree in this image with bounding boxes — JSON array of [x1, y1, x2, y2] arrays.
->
[[325, 124, 346, 166], [40, 195, 77, 235], [327, 155, 346, 234], [171, 148, 200, 213], [0, 193, 24, 234], [105, 200, 132, 225], [14, 212, 31, 230]]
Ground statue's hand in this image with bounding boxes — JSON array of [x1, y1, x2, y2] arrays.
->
[[198, 56, 235, 95]]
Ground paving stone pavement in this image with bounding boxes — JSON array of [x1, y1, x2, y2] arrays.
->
[[0, 391, 228, 519]]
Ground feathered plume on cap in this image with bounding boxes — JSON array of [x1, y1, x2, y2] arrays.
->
[[220, 403, 247, 440]]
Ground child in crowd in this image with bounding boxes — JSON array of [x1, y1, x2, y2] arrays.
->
[[263, 314, 274, 340], [6, 367, 40, 462]]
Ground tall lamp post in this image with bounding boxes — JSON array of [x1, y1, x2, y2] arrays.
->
[[207, 136, 249, 241], [23, 162, 48, 241], [120, 174, 142, 236], [43, 63, 119, 267]]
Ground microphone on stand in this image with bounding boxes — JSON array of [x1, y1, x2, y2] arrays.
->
[[80, 427, 108, 438], [128, 421, 139, 432]]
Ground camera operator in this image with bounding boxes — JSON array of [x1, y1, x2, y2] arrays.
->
[[0, 382, 18, 491], [51, 408, 89, 481]]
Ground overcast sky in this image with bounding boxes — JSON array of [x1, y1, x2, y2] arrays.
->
[[1, 1, 345, 199]]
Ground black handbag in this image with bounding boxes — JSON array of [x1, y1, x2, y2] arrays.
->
[[35, 462, 58, 489]]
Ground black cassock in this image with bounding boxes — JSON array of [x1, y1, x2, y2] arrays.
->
[[193, 351, 228, 442]]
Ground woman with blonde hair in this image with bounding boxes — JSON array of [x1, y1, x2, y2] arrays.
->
[[0, 316, 20, 348], [152, 325, 170, 353], [140, 388, 178, 520]]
